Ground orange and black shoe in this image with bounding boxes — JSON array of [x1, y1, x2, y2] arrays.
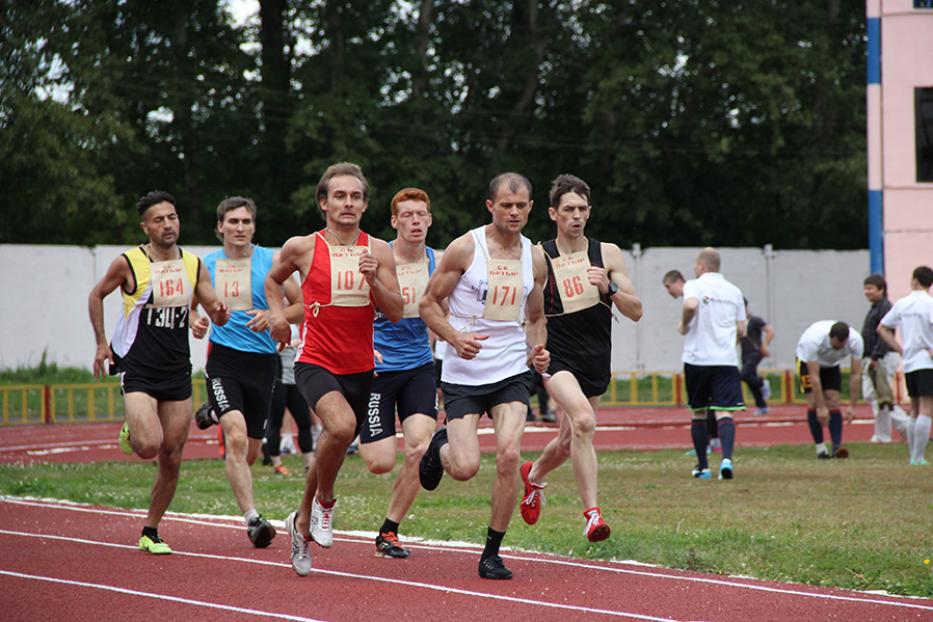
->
[[375, 531, 410, 559]]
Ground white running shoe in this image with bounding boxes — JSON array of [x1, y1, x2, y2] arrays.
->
[[310, 497, 335, 548], [761, 380, 771, 400], [286, 511, 312, 576]]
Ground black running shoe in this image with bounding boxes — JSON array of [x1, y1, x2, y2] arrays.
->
[[375, 532, 410, 558], [478, 554, 513, 580], [419, 427, 448, 491], [833, 447, 849, 459], [195, 402, 216, 430], [247, 515, 276, 548], [817, 451, 831, 460]]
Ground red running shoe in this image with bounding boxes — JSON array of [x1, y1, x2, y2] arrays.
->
[[519, 461, 546, 525], [583, 507, 610, 542]]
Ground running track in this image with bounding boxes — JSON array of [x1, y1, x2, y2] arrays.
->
[[1, 496, 930, 622]]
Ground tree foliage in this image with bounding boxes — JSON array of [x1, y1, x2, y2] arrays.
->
[[0, 0, 867, 249]]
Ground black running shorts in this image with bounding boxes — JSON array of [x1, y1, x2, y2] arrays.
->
[[205, 343, 277, 439], [797, 359, 842, 394], [683, 363, 745, 412], [120, 369, 192, 402], [546, 357, 609, 398], [294, 362, 374, 436], [441, 371, 534, 421], [906, 368, 933, 397], [361, 363, 438, 444]]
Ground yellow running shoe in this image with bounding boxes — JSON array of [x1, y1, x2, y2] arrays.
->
[[118, 422, 133, 455], [139, 534, 172, 554]]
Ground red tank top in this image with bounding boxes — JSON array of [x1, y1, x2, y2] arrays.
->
[[297, 230, 376, 374]]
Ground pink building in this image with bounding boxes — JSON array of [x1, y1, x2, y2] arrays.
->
[[867, 0, 933, 299]]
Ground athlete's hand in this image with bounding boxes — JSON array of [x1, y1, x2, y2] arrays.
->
[[269, 314, 290, 350], [868, 359, 878, 370], [374, 349, 384, 365], [587, 266, 610, 294], [93, 343, 114, 379], [360, 252, 379, 285], [678, 322, 688, 335], [816, 405, 830, 425], [844, 405, 856, 424], [190, 312, 209, 339], [245, 309, 269, 332], [210, 301, 231, 327], [529, 344, 549, 374], [760, 346, 770, 358], [452, 332, 488, 360]]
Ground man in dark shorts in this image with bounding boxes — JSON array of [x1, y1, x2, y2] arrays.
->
[[878, 265, 933, 465], [190, 196, 302, 548], [266, 162, 403, 576], [88, 191, 229, 554], [418, 172, 550, 580], [517, 174, 643, 542], [740, 298, 774, 415], [680, 248, 746, 480], [795, 321, 863, 459]]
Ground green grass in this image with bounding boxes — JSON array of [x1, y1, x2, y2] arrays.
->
[[1, 443, 931, 597]]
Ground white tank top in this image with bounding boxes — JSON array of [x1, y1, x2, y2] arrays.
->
[[442, 226, 534, 385]]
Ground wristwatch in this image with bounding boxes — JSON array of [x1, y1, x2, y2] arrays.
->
[[606, 282, 619, 296]]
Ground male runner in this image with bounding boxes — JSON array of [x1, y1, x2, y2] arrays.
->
[[88, 190, 229, 554], [266, 162, 403, 576], [518, 174, 642, 542], [361, 187, 440, 559], [741, 298, 774, 415], [418, 172, 550, 580]]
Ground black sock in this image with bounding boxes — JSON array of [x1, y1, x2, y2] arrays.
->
[[142, 526, 159, 540], [829, 410, 843, 450], [717, 417, 735, 460], [691, 419, 709, 469], [380, 518, 400, 535], [482, 527, 505, 560], [806, 409, 823, 444]]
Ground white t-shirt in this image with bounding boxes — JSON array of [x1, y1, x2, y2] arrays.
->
[[681, 272, 746, 366], [880, 290, 933, 373], [795, 320, 864, 367]]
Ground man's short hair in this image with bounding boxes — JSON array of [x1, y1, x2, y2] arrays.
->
[[391, 187, 431, 218], [548, 174, 590, 208], [487, 172, 532, 202], [914, 265, 933, 288], [137, 191, 176, 217], [662, 269, 685, 284], [829, 321, 850, 342], [316, 162, 369, 204], [696, 247, 721, 272], [863, 273, 887, 293], [215, 196, 257, 240]]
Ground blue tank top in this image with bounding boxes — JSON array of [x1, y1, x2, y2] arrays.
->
[[374, 246, 435, 372], [204, 245, 277, 354]]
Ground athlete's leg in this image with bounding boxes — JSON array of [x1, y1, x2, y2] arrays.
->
[[386, 414, 435, 523], [123, 392, 164, 459], [823, 389, 844, 452], [220, 410, 256, 513], [487, 401, 525, 532], [146, 398, 191, 529], [442, 414, 482, 481], [266, 381, 287, 464], [912, 396, 932, 463]]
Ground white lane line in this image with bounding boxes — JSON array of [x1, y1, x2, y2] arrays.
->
[[0, 529, 675, 622], [0, 433, 215, 453], [4, 496, 931, 612], [0, 569, 323, 621]]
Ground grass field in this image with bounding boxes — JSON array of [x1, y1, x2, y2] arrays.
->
[[2, 443, 931, 597]]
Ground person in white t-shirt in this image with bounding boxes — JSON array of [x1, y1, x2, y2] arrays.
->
[[795, 320, 863, 459], [878, 265, 933, 466], [679, 248, 746, 481]]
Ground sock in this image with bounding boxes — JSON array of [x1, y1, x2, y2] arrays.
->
[[891, 406, 910, 439], [815, 442, 828, 456], [717, 417, 735, 460], [482, 527, 505, 560], [906, 417, 916, 460], [380, 518, 400, 535], [874, 405, 891, 441], [691, 419, 710, 469], [244, 508, 259, 525], [142, 526, 159, 540], [806, 409, 824, 444], [829, 410, 843, 451], [913, 415, 931, 463]]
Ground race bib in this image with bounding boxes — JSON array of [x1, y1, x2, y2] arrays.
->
[[150, 259, 191, 308], [483, 259, 523, 321], [330, 245, 371, 307], [550, 251, 599, 314], [215, 258, 252, 311], [397, 260, 429, 319]]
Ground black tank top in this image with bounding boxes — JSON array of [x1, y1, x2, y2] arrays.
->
[[542, 238, 612, 378]]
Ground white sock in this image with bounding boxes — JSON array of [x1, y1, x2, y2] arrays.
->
[[873, 405, 892, 442], [913, 415, 931, 463], [891, 406, 910, 440], [815, 442, 828, 456], [244, 508, 259, 525], [906, 418, 917, 461]]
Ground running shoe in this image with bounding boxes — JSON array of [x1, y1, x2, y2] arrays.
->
[[583, 507, 610, 542], [419, 427, 448, 491], [833, 447, 849, 459], [194, 401, 217, 430], [718, 458, 734, 480], [118, 422, 133, 455], [273, 464, 290, 477], [909, 458, 929, 466], [691, 465, 711, 480], [478, 554, 513, 580], [761, 380, 772, 400], [310, 496, 335, 548], [138, 533, 171, 554], [375, 531, 410, 559], [285, 511, 312, 576], [247, 514, 276, 548], [519, 460, 546, 525], [817, 450, 831, 460]]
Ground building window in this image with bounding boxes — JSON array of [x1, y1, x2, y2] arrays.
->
[[915, 0, 933, 8], [918, 88, 933, 182]]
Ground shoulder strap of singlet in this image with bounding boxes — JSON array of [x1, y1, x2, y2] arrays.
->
[[427, 246, 436, 274], [587, 238, 604, 269], [542, 239, 559, 259]]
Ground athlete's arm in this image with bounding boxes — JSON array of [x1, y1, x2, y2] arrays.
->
[[194, 262, 230, 327], [189, 295, 209, 339], [599, 243, 642, 322], [88, 255, 132, 378], [281, 270, 304, 324], [735, 319, 747, 342], [877, 324, 902, 355], [364, 238, 403, 323], [525, 245, 550, 374], [761, 323, 775, 357], [846, 356, 862, 421], [266, 236, 309, 346], [680, 298, 698, 335]]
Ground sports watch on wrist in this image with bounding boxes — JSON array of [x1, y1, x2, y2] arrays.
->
[[606, 282, 619, 296]]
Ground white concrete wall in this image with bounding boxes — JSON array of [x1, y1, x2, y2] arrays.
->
[[0, 244, 873, 375]]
